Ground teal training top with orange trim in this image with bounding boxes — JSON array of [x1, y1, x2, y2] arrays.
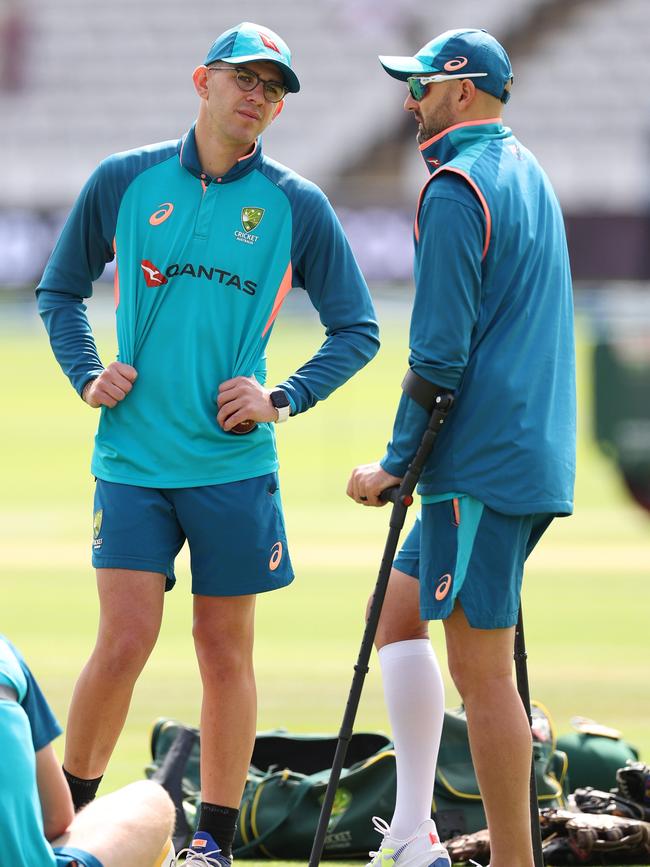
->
[[0, 636, 62, 867], [381, 119, 576, 516], [37, 125, 379, 487]]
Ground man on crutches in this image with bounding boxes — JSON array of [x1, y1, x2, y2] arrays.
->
[[347, 29, 576, 867]]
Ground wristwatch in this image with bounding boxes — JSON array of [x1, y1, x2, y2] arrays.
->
[[270, 388, 291, 423]]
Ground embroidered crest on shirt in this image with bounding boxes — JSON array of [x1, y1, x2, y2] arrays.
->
[[241, 207, 265, 232]]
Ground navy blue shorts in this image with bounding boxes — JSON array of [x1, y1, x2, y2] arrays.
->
[[54, 846, 103, 867], [91, 473, 294, 596], [393, 495, 552, 629]]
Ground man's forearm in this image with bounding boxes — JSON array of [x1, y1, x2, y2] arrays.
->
[[37, 289, 104, 396], [277, 324, 379, 415]]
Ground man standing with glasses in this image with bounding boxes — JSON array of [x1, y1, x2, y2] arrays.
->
[[37, 21, 378, 866], [348, 29, 575, 867]]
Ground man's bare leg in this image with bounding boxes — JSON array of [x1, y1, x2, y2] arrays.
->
[[52, 780, 175, 867], [64, 569, 166, 780], [444, 603, 534, 867], [193, 593, 257, 807]]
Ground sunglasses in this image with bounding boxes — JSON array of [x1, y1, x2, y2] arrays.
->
[[207, 65, 288, 103], [407, 71, 488, 101]]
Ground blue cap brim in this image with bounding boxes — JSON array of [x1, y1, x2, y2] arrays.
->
[[378, 55, 436, 81], [219, 56, 300, 93]]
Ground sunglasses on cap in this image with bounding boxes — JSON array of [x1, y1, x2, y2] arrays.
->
[[406, 71, 488, 101], [207, 64, 288, 103]]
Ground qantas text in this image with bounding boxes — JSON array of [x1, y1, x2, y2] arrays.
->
[[165, 263, 257, 295]]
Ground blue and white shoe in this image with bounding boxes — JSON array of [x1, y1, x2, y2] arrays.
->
[[174, 831, 232, 866], [366, 816, 451, 867]]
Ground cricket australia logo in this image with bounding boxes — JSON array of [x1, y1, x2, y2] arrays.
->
[[236, 206, 265, 245], [93, 509, 103, 550]]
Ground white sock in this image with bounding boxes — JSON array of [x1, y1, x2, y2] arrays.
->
[[378, 638, 445, 840]]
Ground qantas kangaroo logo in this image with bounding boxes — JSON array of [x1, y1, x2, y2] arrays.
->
[[259, 32, 280, 53], [140, 260, 168, 287]]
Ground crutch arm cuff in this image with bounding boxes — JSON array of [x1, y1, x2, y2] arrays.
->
[[401, 368, 452, 413]]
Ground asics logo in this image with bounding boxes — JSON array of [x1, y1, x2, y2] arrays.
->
[[444, 56, 468, 71], [149, 202, 174, 226], [435, 573, 452, 601], [269, 541, 283, 571], [140, 260, 168, 287]]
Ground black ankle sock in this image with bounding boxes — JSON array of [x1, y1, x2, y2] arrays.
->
[[62, 768, 103, 812], [197, 802, 239, 858]]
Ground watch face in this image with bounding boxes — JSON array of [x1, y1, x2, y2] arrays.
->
[[271, 389, 290, 409]]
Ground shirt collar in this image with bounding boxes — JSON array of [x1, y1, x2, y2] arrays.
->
[[418, 118, 509, 174], [177, 123, 263, 183]]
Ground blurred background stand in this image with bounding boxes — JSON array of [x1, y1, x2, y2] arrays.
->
[[591, 288, 650, 517]]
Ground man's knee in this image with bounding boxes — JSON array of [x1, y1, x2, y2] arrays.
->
[[61, 781, 175, 866], [447, 648, 514, 700], [121, 780, 175, 828], [193, 621, 254, 681], [374, 599, 429, 649], [372, 568, 428, 650], [92, 629, 157, 677]]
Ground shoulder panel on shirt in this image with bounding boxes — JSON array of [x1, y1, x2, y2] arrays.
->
[[256, 156, 333, 279], [415, 168, 489, 259], [38, 140, 180, 297], [92, 139, 180, 238]]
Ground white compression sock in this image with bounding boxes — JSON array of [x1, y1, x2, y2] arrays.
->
[[378, 638, 445, 840]]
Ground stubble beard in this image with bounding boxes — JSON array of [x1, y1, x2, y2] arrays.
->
[[416, 93, 455, 144]]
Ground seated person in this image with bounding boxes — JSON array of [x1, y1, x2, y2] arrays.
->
[[0, 634, 175, 867]]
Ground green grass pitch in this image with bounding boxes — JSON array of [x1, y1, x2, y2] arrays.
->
[[1, 295, 648, 866]]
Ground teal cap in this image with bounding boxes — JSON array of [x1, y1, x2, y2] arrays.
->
[[380, 28, 513, 103], [204, 22, 300, 93]]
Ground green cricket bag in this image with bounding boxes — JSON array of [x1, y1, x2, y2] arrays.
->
[[147, 722, 396, 858], [557, 717, 639, 793], [146, 704, 568, 858]]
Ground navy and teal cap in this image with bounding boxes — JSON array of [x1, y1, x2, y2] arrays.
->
[[379, 28, 513, 103], [204, 22, 300, 94]]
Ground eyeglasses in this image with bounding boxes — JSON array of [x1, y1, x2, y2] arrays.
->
[[407, 71, 488, 101], [207, 65, 288, 103]]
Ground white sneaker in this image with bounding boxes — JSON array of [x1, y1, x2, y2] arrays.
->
[[366, 816, 451, 867], [174, 832, 232, 866]]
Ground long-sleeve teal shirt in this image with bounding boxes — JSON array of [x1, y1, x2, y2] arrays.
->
[[37, 126, 379, 487], [381, 120, 575, 516]]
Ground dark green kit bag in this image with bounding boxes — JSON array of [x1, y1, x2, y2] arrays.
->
[[147, 721, 396, 858], [147, 704, 569, 858], [557, 717, 639, 793]]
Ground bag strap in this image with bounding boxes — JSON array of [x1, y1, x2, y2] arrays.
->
[[233, 772, 315, 857]]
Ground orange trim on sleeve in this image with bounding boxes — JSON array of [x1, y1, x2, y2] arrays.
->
[[414, 174, 437, 243], [261, 262, 293, 337], [415, 168, 491, 260], [435, 167, 491, 260], [113, 238, 120, 309]]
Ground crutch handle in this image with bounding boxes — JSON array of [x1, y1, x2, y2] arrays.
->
[[379, 486, 413, 506]]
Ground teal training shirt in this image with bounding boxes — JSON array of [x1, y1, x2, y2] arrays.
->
[[381, 120, 576, 516], [0, 637, 60, 867], [37, 126, 379, 487]]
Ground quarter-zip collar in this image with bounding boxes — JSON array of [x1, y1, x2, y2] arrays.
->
[[418, 117, 510, 174], [177, 122, 263, 184]]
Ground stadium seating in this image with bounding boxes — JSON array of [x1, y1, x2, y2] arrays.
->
[[2, 0, 591, 209]]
